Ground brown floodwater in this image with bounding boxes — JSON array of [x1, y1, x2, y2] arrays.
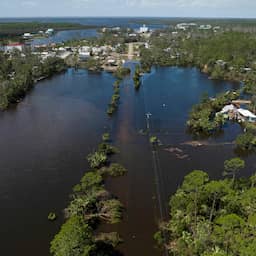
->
[[0, 66, 255, 256]]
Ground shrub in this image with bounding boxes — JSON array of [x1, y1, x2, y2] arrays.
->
[[87, 151, 107, 169], [107, 163, 127, 177], [102, 133, 110, 142], [48, 212, 57, 221]]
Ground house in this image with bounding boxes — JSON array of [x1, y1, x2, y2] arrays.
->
[[23, 33, 32, 39], [139, 24, 149, 34], [237, 108, 256, 122], [79, 46, 91, 60], [5, 43, 24, 52], [220, 104, 236, 114], [107, 59, 117, 66], [45, 28, 54, 35]]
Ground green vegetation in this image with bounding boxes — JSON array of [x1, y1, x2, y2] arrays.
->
[[105, 163, 127, 177], [50, 216, 94, 256], [139, 30, 256, 148], [98, 142, 118, 156], [235, 122, 256, 151], [48, 212, 57, 221], [114, 67, 131, 80], [223, 158, 245, 183], [87, 151, 107, 169], [140, 31, 256, 94], [107, 69, 129, 116], [80, 58, 102, 72], [0, 51, 66, 110], [150, 136, 158, 144], [102, 133, 110, 142], [50, 134, 127, 256], [155, 158, 256, 256], [187, 91, 238, 134], [133, 65, 141, 90]]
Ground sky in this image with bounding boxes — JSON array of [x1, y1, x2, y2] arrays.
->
[[1, 0, 256, 18]]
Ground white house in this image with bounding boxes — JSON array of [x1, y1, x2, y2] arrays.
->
[[5, 43, 24, 52], [238, 108, 256, 122], [45, 28, 54, 35], [79, 46, 91, 60], [139, 24, 149, 33], [220, 104, 236, 114], [23, 33, 32, 39]]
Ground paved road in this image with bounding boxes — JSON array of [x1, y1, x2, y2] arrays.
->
[[128, 43, 134, 60]]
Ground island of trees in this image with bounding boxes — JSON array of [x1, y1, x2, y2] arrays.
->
[[155, 158, 256, 256]]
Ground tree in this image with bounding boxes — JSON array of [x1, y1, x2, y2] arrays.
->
[[213, 214, 245, 254], [223, 158, 245, 183], [236, 132, 256, 151], [102, 133, 110, 142], [50, 216, 94, 256], [205, 180, 231, 222], [181, 170, 209, 235], [87, 151, 107, 169], [105, 163, 127, 177]]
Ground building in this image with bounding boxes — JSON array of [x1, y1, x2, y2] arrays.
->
[[139, 24, 149, 33], [79, 46, 91, 60], [45, 28, 54, 35], [237, 109, 256, 122], [5, 43, 24, 52], [23, 33, 32, 39], [220, 104, 236, 114]]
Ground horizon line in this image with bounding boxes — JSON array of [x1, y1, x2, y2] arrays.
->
[[1, 16, 256, 20]]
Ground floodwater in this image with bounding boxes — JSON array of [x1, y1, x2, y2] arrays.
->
[[31, 29, 98, 45], [0, 66, 255, 256]]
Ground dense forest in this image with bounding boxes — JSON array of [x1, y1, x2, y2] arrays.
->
[[0, 51, 66, 110], [140, 31, 256, 93], [155, 158, 256, 256]]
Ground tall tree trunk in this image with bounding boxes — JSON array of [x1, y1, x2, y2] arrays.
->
[[209, 193, 216, 222]]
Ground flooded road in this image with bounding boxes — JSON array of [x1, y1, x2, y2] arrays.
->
[[0, 66, 255, 256]]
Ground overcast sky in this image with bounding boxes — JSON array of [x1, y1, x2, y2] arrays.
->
[[1, 0, 255, 18]]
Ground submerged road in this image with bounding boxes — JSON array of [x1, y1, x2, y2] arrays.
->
[[106, 61, 169, 256]]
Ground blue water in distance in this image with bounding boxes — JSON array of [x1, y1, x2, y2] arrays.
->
[[0, 17, 169, 45]]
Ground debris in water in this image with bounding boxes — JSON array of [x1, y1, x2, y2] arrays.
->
[[181, 141, 204, 147], [176, 154, 189, 159], [164, 147, 190, 160], [165, 147, 183, 153]]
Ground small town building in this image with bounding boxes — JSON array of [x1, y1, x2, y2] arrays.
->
[[23, 33, 32, 39], [79, 46, 91, 60], [237, 108, 256, 122], [220, 104, 236, 114], [45, 28, 54, 35], [139, 24, 149, 33], [5, 43, 24, 52]]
